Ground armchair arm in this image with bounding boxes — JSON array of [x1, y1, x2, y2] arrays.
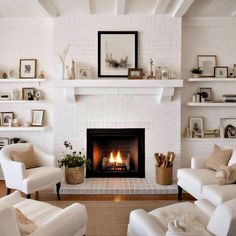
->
[[191, 156, 208, 169], [128, 209, 165, 236], [34, 148, 56, 167], [32, 203, 87, 236]]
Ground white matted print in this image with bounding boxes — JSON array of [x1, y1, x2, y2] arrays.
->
[[19, 59, 37, 78], [98, 31, 138, 77], [31, 110, 45, 127], [198, 55, 216, 77]]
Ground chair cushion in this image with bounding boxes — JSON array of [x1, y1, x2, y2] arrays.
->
[[203, 184, 236, 206], [207, 198, 236, 236], [11, 145, 39, 169], [23, 167, 63, 192], [177, 168, 216, 193], [206, 145, 232, 171]]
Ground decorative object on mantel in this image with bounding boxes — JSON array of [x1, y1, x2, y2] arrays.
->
[[70, 59, 76, 80], [154, 152, 175, 185], [128, 68, 143, 80], [58, 141, 88, 184], [147, 58, 156, 80], [198, 55, 216, 77], [189, 116, 204, 138], [64, 66, 70, 80], [58, 44, 70, 80], [78, 66, 91, 79], [19, 59, 37, 79], [204, 129, 220, 138], [160, 67, 169, 80], [22, 87, 35, 100], [8, 68, 19, 79], [11, 89, 20, 100], [220, 118, 236, 138], [98, 31, 138, 77], [191, 66, 202, 78]]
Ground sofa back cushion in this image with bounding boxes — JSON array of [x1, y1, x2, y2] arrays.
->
[[206, 145, 232, 171], [226, 147, 236, 166], [207, 198, 236, 236], [11, 145, 39, 169]]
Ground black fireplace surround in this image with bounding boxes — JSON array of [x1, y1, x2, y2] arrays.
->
[[86, 128, 145, 178]]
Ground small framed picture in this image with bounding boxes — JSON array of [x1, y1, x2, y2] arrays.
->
[[198, 55, 216, 77], [1, 112, 14, 126], [189, 117, 204, 138], [214, 66, 228, 78], [78, 67, 91, 79], [200, 87, 212, 101], [31, 110, 45, 127], [19, 59, 37, 78], [220, 118, 236, 138], [22, 88, 35, 100], [128, 68, 143, 80]]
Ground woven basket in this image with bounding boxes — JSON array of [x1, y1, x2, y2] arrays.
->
[[65, 166, 84, 184], [155, 165, 172, 185]]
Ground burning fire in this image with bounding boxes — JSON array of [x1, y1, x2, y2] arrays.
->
[[109, 150, 123, 164]]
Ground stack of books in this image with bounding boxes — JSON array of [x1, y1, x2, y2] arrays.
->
[[222, 94, 236, 103]]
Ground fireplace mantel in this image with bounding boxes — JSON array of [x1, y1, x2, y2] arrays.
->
[[54, 79, 183, 103]]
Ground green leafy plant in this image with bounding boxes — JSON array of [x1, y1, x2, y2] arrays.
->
[[191, 66, 202, 74], [58, 141, 88, 168]]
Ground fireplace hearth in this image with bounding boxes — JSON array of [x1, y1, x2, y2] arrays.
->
[[86, 129, 145, 178]]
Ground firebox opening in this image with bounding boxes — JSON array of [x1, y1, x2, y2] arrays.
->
[[86, 129, 145, 178]]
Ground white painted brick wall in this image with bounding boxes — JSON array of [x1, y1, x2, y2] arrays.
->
[[54, 16, 182, 180]]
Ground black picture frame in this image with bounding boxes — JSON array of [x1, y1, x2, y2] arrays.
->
[[98, 31, 138, 77], [200, 87, 212, 101], [19, 59, 37, 78]]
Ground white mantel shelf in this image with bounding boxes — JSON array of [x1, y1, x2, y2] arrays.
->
[[55, 79, 183, 103]]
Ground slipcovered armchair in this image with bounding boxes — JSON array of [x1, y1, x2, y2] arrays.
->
[[0, 143, 63, 199], [0, 191, 87, 236]]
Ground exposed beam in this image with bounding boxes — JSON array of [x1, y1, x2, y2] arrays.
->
[[84, 0, 92, 14], [36, 0, 59, 17], [116, 0, 126, 15], [153, 0, 171, 15], [172, 0, 194, 17]]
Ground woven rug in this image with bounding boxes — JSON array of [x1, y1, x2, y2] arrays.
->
[[48, 200, 178, 236]]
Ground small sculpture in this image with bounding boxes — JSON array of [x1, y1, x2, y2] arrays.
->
[[147, 58, 156, 80], [71, 59, 76, 80]]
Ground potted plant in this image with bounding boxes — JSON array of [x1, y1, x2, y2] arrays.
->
[[191, 67, 202, 78], [58, 141, 87, 184]]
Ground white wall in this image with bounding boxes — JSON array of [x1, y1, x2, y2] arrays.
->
[[181, 17, 236, 166], [0, 18, 54, 153], [53, 16, 182, 180]]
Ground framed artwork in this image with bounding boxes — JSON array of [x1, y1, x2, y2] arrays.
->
[[128, 68, 143, 80], [189, 117, 204, 138], [214, 66, 228, 78], [22, 88, 35, 100], [31, 109, 45, 127], [98, 31, 138, 77], [78, 67, 91, 79], [1, 112, 14, 126], [19, 59, 37, 78], [220, 118, 236, 138], [198, 55, 216, 77], [200, 87, 212, 101]]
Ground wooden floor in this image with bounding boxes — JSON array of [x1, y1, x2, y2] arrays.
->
[[0, 180, 194, 201]]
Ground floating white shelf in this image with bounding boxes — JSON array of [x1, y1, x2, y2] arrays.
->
[[0, 126, 48, 131], [187, 102, 236, 107], [54, 79, 183, 103], [0, 78, 46, 84], [0, 100, 45, 104], [183, 138, 236, 142], [188, 78, 236, 82]]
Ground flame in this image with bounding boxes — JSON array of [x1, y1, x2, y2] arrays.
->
[[109, 150, 123, 163]]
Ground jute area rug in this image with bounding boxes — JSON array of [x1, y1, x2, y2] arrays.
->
[[48, 200, 178, 236]]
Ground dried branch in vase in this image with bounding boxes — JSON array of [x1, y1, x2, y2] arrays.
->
[[154, 152, 175, 168]]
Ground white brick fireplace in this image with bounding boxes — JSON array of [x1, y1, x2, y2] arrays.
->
[[53, 15, 182, 185]]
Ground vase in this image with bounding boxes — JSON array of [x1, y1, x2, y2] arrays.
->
[[192, 73, 200, 78], [65, 166, 84, 184], [59, 63, 65, 80]]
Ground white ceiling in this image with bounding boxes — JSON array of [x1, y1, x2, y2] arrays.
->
[[0, 0, 236, 17]]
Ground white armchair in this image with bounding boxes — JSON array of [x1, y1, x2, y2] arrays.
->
[[0, 191, 88, 236], [0, 143, 63, 199]]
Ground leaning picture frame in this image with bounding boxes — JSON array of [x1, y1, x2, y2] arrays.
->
[[19, 59, 37, 78], [98, 31, 138, 77], [31, 109, 45, 127], [189, 117, 204, 138], [220, 118, 236, 138], [128, 68, 143, 80], [1, 112, 14, 127], [214, 66, 228, 78], [198, 55, 216, 77]]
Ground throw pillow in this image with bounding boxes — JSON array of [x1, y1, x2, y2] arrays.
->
[[216, 163, 236, 185], [15, 207, 37, 236], [206, 145, 232, 171], [11, 145, 39, 169]]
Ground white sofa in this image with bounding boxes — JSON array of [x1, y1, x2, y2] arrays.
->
[[128, 198, 236, 236], [177, 146, 236, 206], [0, 191, 88, 236], [0, 143, 63, 199]]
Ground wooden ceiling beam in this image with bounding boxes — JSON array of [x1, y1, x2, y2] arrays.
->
[[153, 0, 171, 15], [36, 0, 59, 17], [172, 0, 195, 17], [116, 0, 126, 15]]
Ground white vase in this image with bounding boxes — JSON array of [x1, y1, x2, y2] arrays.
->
[[59, 63, 65, 80], [64, 66, 70, 80], [192, 73, 200, 78]]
